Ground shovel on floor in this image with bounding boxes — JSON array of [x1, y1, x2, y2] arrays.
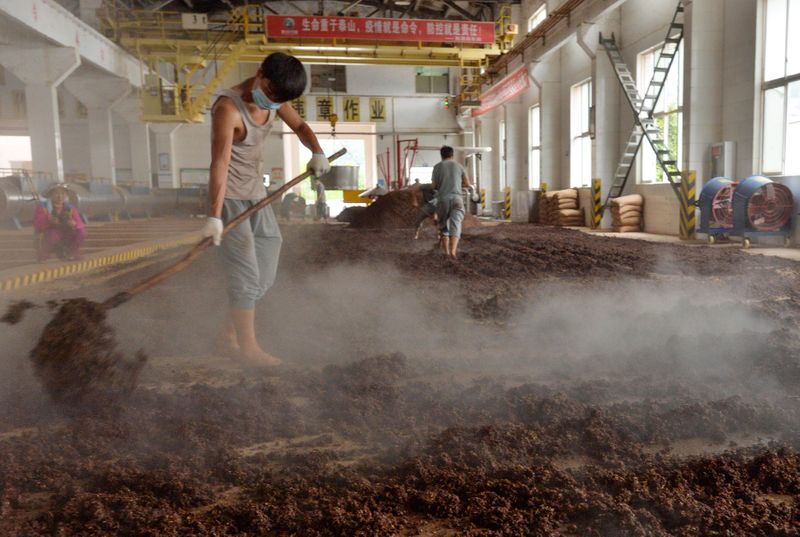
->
[[4, 148, 347, 405]]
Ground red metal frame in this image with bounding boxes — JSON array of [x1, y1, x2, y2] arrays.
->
[[395, 137, 419, 190]]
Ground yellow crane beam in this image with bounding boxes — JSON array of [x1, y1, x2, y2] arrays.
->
[[120, 38, 500, 65], [100, 2, 502, 122]]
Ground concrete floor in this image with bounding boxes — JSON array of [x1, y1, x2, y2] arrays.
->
[[578, 227, 800, 262], [0, 218, 204, 292], [0, 217, 204, 272]]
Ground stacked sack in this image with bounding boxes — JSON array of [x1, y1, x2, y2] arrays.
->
[[610, 194, 644, 232], [538, 188, 584, 226]]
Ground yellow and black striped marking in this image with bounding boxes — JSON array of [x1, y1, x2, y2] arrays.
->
[[1, 234, 200, 292], [480, 188, 486, 210], [679, 171, 697, 240], [591, 178, 603, 229], [503, 187, 512, 220]]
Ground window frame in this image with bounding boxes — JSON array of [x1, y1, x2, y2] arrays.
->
[[759, 0, 800, 175], [570, 79, 592, 188], [528, 104, 541, 189], [635, 42, 684, 184], [528, 5, 547, 32], [499, 119, 507, 190]]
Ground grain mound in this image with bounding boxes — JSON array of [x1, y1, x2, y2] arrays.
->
[[30, 298, 147, 405], [350, 190, 479, 229]]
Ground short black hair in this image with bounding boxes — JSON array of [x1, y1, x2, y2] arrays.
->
[[260, 53, 307, 102], [440, 145, 454, 159]]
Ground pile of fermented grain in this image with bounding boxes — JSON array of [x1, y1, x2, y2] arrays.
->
[[538, 188, 585, 226], [28, 298, 147, 405], [610, 193, 644, 232], [350, 189, 478, 229]]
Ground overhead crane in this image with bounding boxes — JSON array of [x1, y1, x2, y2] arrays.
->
[[98, 2, 507, 123]]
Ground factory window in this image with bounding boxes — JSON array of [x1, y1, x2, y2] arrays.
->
[[570, 80, 592, 188], [0, 135, 32, 170], [636, 42, 683, 184], [284, 121, 377, 218], [415, 67, 449, 94], [310, 65, 347, 93], [499, 119, 507, 190], [529, 105, 541, 189], [528, 5, 546, 32], [409, 166, 434, 184], [761, 0, 800, 174]]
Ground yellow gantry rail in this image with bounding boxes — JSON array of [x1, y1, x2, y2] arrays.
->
[[99, 2, 503, 123]]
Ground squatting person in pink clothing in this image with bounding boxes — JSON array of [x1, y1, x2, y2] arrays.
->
[[33, 185, 86, 262]]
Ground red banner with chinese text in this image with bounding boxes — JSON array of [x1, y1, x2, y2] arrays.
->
[[265, 16, 495, 45], [472, 65, 530, 117]]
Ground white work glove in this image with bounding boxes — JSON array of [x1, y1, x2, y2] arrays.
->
[[468, 187, 480, 203], [307, 152, 330, 178], [202, 216, 223, 246]]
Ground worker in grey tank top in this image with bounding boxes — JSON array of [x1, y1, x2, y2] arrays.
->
[[201, 52, 330, 368]]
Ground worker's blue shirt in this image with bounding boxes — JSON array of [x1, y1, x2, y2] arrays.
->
[[432, 160, 465, 200]]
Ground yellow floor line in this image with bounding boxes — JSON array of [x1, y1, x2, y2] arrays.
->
[[0, 234, 199, 293]]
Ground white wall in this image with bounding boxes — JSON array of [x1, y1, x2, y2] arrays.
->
[[0, 0, 768, 225], [721, 0, 757, 178], [167, 63, 462, 188], [560, 39, 592, 189], [617, 0, 687, 234], [473, 0, 761, 234]]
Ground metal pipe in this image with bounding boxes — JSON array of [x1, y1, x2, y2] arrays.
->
[[0, 178, 207, 223], [280, 131, 461, 136], [415, 145, 493, 152]]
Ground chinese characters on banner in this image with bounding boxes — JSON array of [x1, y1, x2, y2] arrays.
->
[[343, 97, 360, 121], [265, 16, 495, 45], [471, 65, 530, 117], [369, 98, 386, 121], [291, 96, 306, 119], [316, 96, 334, 120]]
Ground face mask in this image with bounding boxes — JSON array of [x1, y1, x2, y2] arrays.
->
[[252, 82, 282, 110]]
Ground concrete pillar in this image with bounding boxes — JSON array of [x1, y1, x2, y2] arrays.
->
[[577, 17, 620, 226], [150, 123, 182, 188], [86, 107, 116, 181], [506, 98, 528, 194], [683, 0, 725, 188], [115, 97, 153, 186], [531, 59, 562, 190], [129, 123, 153, 186], [0, 46, 80, 182], [64, 75, 131, 184]]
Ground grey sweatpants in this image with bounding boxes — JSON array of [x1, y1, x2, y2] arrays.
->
[[221, 199, 282, 309], [436, 195, 465, 238]]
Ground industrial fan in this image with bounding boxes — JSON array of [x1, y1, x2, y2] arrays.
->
[[732, 175, 794, 248], [697, 177, 736, 244]]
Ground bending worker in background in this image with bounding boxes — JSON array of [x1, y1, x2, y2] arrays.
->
[[431, 145, 478, 258], [202, 52, 330, 367], [410, 180, 437, 240]]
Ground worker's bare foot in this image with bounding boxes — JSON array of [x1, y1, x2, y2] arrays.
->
[[216, 325, 240, 355], [216, 339, 240, 356], [239, 346, 282, 368]]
